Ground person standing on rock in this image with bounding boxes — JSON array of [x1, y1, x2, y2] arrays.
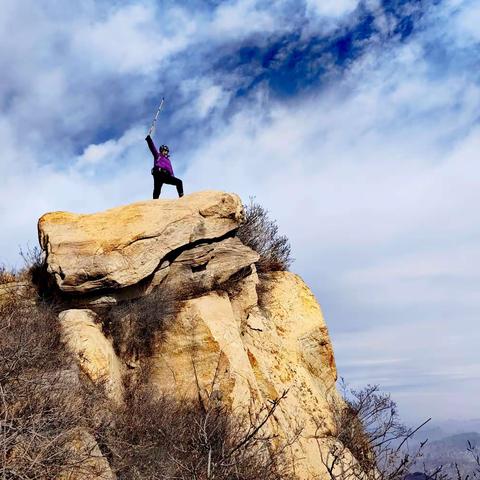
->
[[145, 135, 184, 199], [145, 99, 183, 199]]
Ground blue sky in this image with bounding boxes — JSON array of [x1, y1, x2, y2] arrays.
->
[[1, 0, 479, 424]]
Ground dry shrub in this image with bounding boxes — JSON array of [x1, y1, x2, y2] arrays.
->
[[0, 245, 46, 283], [104, 287, 184, 361], [0, 245, 54, 303], [18, 245, 44, 278], [321, 383, 429, 480], [0, 294, 111, 479], [237, 200, 292, 273], [100, 380, 294, 480], [255, 272, 277, 310], [20, 245, 58, 300], [0, 265, 16, 284]]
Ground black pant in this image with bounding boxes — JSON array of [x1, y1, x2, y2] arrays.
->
[[152, 168, 184, 199]]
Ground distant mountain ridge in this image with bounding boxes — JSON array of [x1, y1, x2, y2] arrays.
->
[[404, 474, 434, 480], [429, 431, 480, 449], [418, 420, 480, 442], [409, 431, 480, 477]]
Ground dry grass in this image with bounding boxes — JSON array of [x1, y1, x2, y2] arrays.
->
[[0, 291, 112, 479], [0, 246, 44, 283], [99, 379, 294, 480], [0, 266, 16, 284], [104, 286, 185, 361], [1, 287, 295, 479], [237, 200, 292, 273]]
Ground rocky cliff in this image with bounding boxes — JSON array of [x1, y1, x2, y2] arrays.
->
[[37, 191, 352, 479]]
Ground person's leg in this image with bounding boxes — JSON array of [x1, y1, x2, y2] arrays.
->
[[163, 174, 184, 197], [153, 172, 163, 199], [174, 177, 184, 197]]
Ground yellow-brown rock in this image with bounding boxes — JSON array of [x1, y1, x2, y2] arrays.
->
[[148, 270, 341, 478], [242, 271, 340, 477], [56, 429, 115, 480], [59, 309, 123, 403], [150, 290, 261, 408], [38, 191, 244, 294], [71, 237, 259, 307], [36, 193, 357, 478]]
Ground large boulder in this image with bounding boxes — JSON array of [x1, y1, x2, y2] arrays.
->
[[160, 237, 259, 294], [148, 270, 341, 478], [59, 309, 123, 403], [36, 193, 358, 478], [79, 237, 259, 307], [150, 290, 261, 409], [38, 191, 244, 294]]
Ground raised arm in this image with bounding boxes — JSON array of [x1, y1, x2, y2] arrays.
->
[[145, 134, 158, 158]]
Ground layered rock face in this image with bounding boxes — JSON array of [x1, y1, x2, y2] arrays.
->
[[38, 191, 245, 296], [38, 191, 347, 479]]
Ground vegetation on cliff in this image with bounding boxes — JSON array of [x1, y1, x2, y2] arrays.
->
[[1, 196, 478, 480], [0, 198, 298, 479], [0, 281, 294, 479], [238, 199, 292, 273]]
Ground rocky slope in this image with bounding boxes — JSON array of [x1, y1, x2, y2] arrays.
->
[[37, 190, 354, 479]]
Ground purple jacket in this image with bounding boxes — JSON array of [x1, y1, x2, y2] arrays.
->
[[146, 135, 174, 176]]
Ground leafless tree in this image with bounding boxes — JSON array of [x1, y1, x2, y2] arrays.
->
[[99, 373, 296, 480], [319, 382, 430, 480]]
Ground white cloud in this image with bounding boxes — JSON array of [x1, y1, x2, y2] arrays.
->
[[178, 10, 480, 421], [306, 0, 360, 18], [333, 319, 480, 422], [453, 0, 480, 42], [70, 4, 199, 75], [180, 79, 231, 119], [211, 0, 277, 36], [196, 85, 229, 118], [75, 126, 144, 170]]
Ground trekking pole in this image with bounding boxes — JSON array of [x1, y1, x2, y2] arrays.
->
[[147, 97, 165, 137]]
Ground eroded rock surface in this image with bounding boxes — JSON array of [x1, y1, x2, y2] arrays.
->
[[56, 429, 115, 480], [39, 191, 244, 294], [150, 290, 261, 409], [40, 191, 354, 478], [59, 309, 123, 403], [79, 237, 259, 307], [149, 270, 340, 478]]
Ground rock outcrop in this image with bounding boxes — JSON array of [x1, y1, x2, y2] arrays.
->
[[59, 309, 123, 403], [57, 429, 115, 480], [150, 269, 340, 477], [38, 191, 351, 479], [38, 191, 245, 295]]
